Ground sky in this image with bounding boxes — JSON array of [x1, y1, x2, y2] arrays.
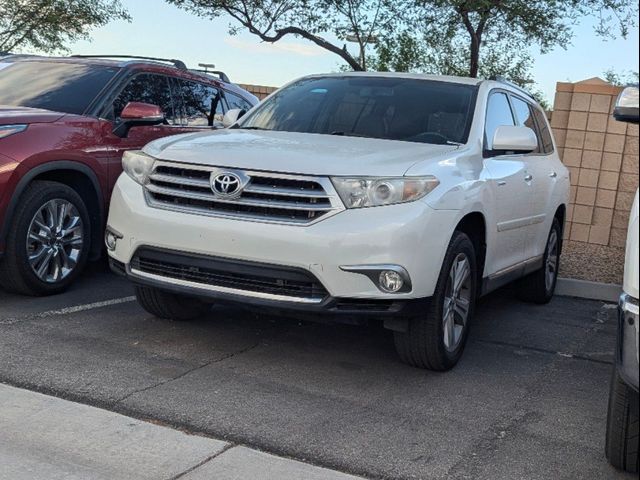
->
[[62, 0, 639, 105]]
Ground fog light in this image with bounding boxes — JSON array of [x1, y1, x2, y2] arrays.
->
[[105, 228, 122, 251], [379, 270, 404, 293]]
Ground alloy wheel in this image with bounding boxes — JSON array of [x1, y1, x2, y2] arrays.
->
[[545, 229, 559, 293], [442, 253, 472, 352], [26, 199, 84, 283]]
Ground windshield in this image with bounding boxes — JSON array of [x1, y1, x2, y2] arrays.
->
[[0, 61, 120, 115], [239, 76, 477, 145]]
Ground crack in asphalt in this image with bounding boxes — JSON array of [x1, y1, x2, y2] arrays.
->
[[112, 341, 262, 406], [473, 339, 614, 365]]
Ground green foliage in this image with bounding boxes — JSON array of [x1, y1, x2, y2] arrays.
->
[[0, 0, 130, 54], [603, 68, 640, 86]]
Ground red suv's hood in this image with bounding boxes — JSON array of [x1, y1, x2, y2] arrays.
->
[[0, 106, 65, 125]]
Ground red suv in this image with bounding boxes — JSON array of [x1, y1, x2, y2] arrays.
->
[[0, 55, 258, 296]]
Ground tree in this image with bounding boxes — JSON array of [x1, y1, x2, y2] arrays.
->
[[603, 68, 640, 86], [167, 0, 400, 71], [0, 0, 130, 54], [412, 0, 638, 78]]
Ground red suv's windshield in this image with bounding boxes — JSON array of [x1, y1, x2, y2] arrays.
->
[[0, 61, 120, 115]]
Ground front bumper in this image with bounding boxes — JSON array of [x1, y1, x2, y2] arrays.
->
[[107, 173, 458, 303], [616, 292, 639, 392]]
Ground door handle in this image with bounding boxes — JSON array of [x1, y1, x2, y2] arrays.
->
[[497, 181, 506, 186], [524, 174, 533, 182], [549, 171, 557, 178]]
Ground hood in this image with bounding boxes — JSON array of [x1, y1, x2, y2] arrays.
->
[[623, 189, 639, 299], [0, 106, 65, 125], [144, 129, 459, 177]]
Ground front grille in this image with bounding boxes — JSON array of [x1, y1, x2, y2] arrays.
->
[[130, 248, 328, 301], [145, 161, 344, 225]]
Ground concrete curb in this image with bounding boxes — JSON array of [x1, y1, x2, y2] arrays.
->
[[0, 383, 366, 480], [556, 277, 621, 303]]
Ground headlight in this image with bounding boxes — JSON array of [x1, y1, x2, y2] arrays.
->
[[122, 150, 154, 185], [331, 176, 440, 209], [0, 124, 28, 139]]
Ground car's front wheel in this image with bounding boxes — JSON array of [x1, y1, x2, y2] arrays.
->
[[0, 181, 90, 296], [135, 286, 211, 321], [394, 231, 477, 371]]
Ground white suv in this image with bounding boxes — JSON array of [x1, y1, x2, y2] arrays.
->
[[106, 73, 569, 371]]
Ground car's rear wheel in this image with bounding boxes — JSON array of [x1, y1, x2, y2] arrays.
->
[[0, 181, 90, 296], [135, 285, 211, 321], [518, 218, 561, 304], [394, 231, 477, 371], [606, 368, 639, 473]]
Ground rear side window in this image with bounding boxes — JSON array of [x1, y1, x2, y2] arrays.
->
[[0, 61, 119, 115], [510, 96, 540, 153], [224, 91, 253, 112], [175, 80, 225, 127], [532, 107, 555, 153], [112, 73, 178, 124], [485, 92, 515, 149]]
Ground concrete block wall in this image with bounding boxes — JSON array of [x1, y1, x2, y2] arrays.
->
[[551, 79, 639, 247], [238, 84, 278, 100]]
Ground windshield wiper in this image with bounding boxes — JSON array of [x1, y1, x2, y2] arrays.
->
[[239, 126, 271, 131], [446, 140, 463, 146]]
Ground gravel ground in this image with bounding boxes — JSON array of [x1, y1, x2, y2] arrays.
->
[[560, 240, 625, 285]]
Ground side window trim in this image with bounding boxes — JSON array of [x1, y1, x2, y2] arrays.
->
[[532, 105, 555, 155], [509, 93, 543, 154], [483, 89, 516, 157]]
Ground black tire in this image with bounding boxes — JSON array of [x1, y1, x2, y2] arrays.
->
[[135, 285, 211, 321], [0, 180, 91, 296], [606, 368, 639, 473], [518, 218, 561, 304], [394, 231, 477, 371]]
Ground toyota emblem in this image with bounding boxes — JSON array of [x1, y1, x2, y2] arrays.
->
[[211, 172, 243, 197]]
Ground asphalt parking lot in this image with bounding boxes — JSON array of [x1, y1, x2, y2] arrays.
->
[[0, 261, 634, 480]]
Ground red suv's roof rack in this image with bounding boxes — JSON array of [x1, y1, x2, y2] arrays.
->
[[70, 55, 188, 70]]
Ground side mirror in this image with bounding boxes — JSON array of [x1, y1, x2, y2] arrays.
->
[[613, 86, 639, 124], [113, 102, 164, 138], [490, 125, 538, 154], [222, 108, 245, 128]]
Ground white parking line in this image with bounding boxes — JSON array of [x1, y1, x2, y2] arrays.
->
[[1, 296, 136, 325]]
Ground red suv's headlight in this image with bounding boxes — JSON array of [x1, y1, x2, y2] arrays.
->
[[0, 124, 28, 139]]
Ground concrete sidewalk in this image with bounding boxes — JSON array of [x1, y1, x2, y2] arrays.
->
[[0, 383, 365, 480]]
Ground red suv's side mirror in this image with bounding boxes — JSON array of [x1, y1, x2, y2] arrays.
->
[[113, 102, 165, 138]]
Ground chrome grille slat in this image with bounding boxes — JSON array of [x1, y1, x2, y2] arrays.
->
[[146, 184, 335, 212], [149, 173, 210, 188], [243, 184, 330, 199], [145, 161, 344, 226]]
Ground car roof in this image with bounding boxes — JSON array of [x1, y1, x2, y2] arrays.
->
[[302, 71, 484, 86], [2, 55, 257, 102]]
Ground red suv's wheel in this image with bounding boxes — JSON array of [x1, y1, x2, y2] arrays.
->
[[0, 180, 91, 296]]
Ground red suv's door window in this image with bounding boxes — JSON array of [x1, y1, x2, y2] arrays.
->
[[174, 79, 226, 128], [111, 73, 178, 125]]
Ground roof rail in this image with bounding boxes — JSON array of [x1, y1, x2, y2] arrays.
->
[[491, 75, 536, 101], [189, 68, 231, 84], [70, 55, 187, 70], [190, 63, 231, 83]]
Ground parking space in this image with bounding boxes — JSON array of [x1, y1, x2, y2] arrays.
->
[[0, 261, 633, 480]]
